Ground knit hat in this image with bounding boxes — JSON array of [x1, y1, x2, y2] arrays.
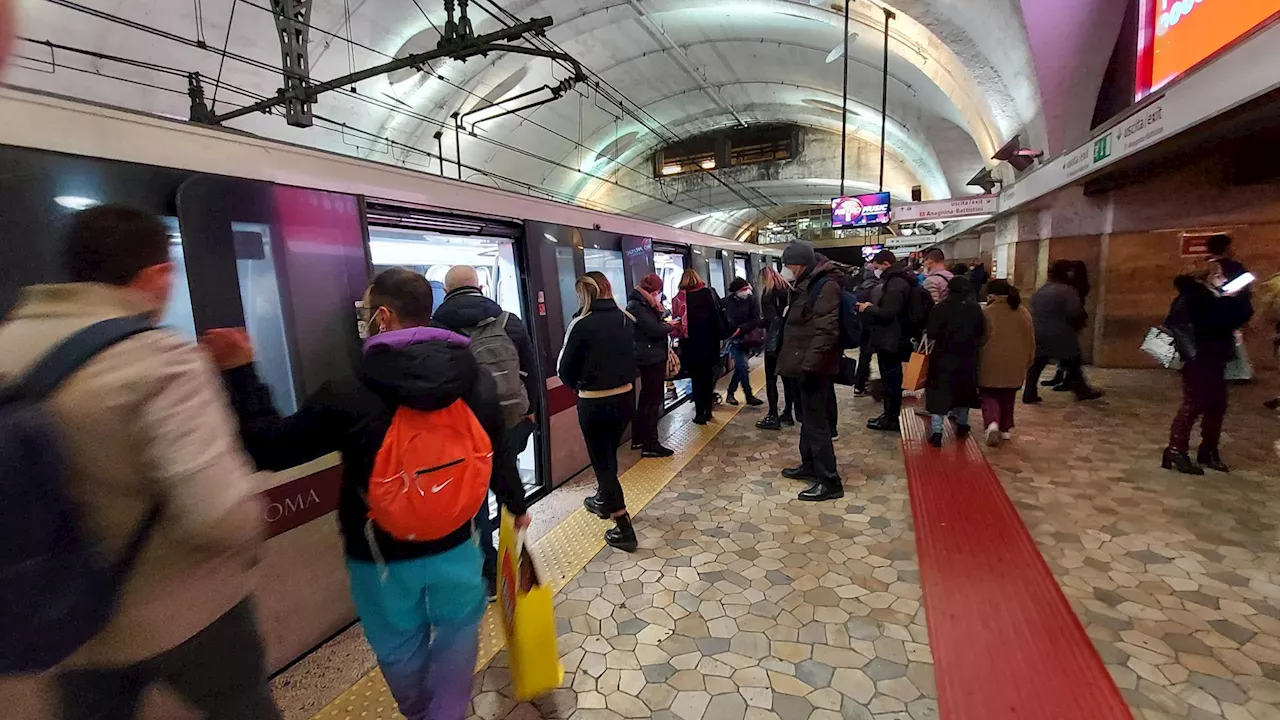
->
[[781, 241, 817, 267], [639, 273, 663, 293]]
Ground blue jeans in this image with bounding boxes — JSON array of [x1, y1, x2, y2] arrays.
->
[[346, 540, 486, 720], [727, 341, 753, 398], [931, 407, 971, 434]]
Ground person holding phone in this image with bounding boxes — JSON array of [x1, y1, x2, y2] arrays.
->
[[1162, 260, 1254, 475]]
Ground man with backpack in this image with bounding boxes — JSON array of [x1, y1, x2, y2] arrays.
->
[[776, 241, 846, 502], [206, 267, 530, 720], [0, 206, 277, 719], [858, 249, 931, 433], [431, 265, 538, 598]]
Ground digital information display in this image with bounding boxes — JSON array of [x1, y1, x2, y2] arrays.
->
[[831, 192, 892, 228], [1138, 0, 1280, 98]]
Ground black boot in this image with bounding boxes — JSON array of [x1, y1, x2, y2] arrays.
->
[[745, 387, 764, 406], [1197, 447, 1230, 473], [642, 444, 675, 458], [756, 414, 781, 430], [1075, 388, 1105, 401], [929, 432, 943, 448], [583, 494, 610, 519], [866, 415, 900, 432], [798, 479, 844, 502], [778, 409, 795, 427], [955, 424, 971, 439], [725, 392, 740, 406], [606, 514, 638, 553], [1022, 394, 1043, 405], [782, 466, 816, 480], [1162, 448, 1205, 475]]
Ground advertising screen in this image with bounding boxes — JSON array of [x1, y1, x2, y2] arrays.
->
[[831, 192, 891, 228], [1138, 0, 1280, 98], [860, 244, 884, 262]]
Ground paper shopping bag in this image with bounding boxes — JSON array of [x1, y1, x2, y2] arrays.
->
[[497, 510, 563, 701], [903, 337, 933, 392]]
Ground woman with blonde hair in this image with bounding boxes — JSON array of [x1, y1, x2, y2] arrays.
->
[[558, 271, 639, 551], [674, 268, 726, 423], [756, 266, 797, 429]]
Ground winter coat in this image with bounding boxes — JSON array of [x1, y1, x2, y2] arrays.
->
[[761, 285, 794, 357], [626, 289, 672, 368], [852, 267, 881, 303], [0, 283, 264, 667], [680, 286, 725, 368], [431, 286, 539, 413], [777, 260, 844, 378], [722, 291, 762, 338], [978, 296, 1036, 389], [1166, 276, 1254, 364], [923, 268, 953, 304], [558, 298, 638, 393], [861, 266, 916, 354], [924, 294, 986, 415], [1029, 281, 1086, 360], [226, 325, 528, 565]]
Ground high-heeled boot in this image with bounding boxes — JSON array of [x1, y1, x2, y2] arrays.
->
[[1197, 447, 1230, 473], [1162, 448, 1205, 475]]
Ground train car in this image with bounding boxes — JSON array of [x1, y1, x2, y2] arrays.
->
[[0, 85, 781, 673]]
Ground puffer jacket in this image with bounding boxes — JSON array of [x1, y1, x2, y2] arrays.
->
[[777, 260, 844, 378], [1166, 275, 1254, 363], [0, 283, 264, 667], [861, 266, 916, 354], [626, 289, 671, 367], [225, 325, 528, 564]]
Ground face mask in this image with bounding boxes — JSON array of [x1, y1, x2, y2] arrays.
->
[[873, 268, 884, 278], [735, 289, 751, 299], [780, 267, 796, 282]]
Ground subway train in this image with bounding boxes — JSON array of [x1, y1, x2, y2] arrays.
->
[[0, 86, 782, 673]]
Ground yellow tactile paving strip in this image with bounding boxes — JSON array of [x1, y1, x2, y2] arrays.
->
[[313, 367, 768, 720]]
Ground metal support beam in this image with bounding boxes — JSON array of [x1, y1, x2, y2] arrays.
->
[[878, 8, 894, 191], [839, 0, 850, 197], [271, 0, 314, 127], [209, 17, 555, 125]]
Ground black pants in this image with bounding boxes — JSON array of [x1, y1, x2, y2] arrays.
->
[[57, 600, 281, 720], [877, 350, 907, 420], [689, 362, 716, 419], [763, 353, 796, 417], [579, 390, 635, 515], [634, 362, 667, 449], [1024, 356, 1090, 400], [797, 374, 841, 483], [479, 418, 535, 583], [796, 376, 837, 432], [855, 333, 873, 390]]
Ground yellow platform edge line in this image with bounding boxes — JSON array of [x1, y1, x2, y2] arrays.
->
[[312, 367, 767, 720]]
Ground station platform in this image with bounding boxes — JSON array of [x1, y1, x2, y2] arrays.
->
[[279, 366, 1280, 720]]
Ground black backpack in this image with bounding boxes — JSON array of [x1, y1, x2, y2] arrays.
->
[[905, 282, 935, 338], [0, 316, 161, 672], [809, 277, 863, 350]]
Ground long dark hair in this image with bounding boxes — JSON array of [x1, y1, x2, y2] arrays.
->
[[987, 279, 1021, 310]]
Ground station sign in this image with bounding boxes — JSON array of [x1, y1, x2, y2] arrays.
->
[[894, 195, 998, 223]]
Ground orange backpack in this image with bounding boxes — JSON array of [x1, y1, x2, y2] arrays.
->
[[367, 400, 493, 542]]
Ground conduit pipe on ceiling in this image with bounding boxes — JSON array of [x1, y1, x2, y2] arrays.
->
[[625, 0, 747, 128]]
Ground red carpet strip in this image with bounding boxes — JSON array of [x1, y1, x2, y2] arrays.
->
[[900, 409, 1133, 720]]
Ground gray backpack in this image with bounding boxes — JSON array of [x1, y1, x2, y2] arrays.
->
[[468, 312, 529, 427]]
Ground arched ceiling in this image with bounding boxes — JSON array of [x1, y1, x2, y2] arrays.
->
[[4, 0, 1055, 236]]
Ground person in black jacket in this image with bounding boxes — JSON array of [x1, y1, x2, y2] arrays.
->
[[558, 271, 639, 552], [924, 276, 986, 447], [858, 250, 916, 432], [756, 266, 797, 430], [627, 273, 676, 458], [431, 264, 538, 596], [210, 268, 529, 720], [722, 277, 764, 407], [676, 269, 726, 424], [1163, 261, 1254, 475], [851, 264, 881, 396]]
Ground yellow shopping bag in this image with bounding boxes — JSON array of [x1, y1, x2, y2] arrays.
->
[[497, 510, 564, 701]]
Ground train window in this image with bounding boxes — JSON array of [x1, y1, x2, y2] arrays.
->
[[584, 248, 626, 308], [160, 218, 198, 341], [234, 222, 299, 415], [555, 246, 579, 329], [654, 251, 685, 306], [709, 254, 726, 297], [735, 256, 749, 284]]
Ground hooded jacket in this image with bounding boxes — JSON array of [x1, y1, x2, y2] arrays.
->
[[777, 259, 844, 378], [431, 286, 539, 414], [0, 283, 263, 666], [1167, 275, 1254, 363], [861, 265, 916, 354], [225, 326, 527, 564]]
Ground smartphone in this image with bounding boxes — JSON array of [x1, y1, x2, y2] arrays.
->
[[1223, 272, 1255, 296]]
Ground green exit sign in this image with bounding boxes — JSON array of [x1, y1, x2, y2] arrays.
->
[[1093, 135, 1112, 163]]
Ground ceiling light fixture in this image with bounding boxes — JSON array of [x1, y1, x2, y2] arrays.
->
[[700, 159, 716, 170], [825, 32, 858, 63], [54, 196, 100, 210], [661, 165, 682, 175]]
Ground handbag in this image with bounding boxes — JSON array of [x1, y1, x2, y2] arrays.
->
[[834, 354, 859, 387], [664, 345, 681, 380], [741, 327, 766, 349], [903, 335, 933, 392], [1140, 326, 1183, 369], [497, 510, 563, 701]]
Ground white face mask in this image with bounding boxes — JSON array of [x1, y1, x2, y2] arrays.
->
[[735, 289, 751, 299], [780, 267, 797, 282], [873, 267, 884, 278]]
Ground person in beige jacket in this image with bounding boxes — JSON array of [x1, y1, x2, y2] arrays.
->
[[978, 279, 1036, 447], [0, 206, 277, 719]]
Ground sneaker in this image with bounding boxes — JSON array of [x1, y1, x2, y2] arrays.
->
[[641, 445, 675, 458], [929, 432, 943, 448], [985, 422, 1001, 447], [1001, 431, 1012, 441], [746, 396, 764, 407], [756, 414, 782, 430]]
